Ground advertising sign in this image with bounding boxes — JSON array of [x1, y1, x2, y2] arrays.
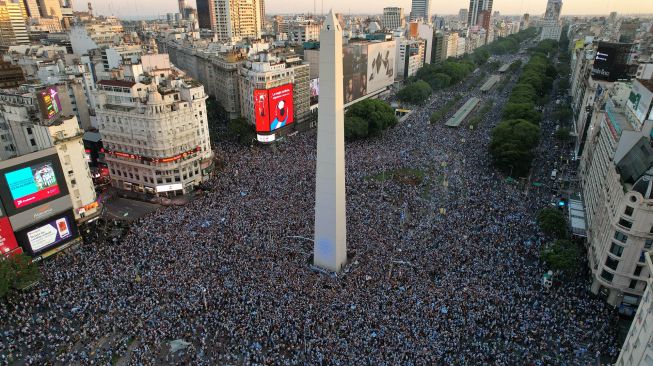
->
[[627, 81, 653, 124], [268, 84, 294, 131], [310, 78, 319, 105], [257, 134, 276, 143], [5, 161, 61, 210], [15, 211, 78, 255], [0, 216, 19, 256], [8, 195, 72, 231], [367, 41, 396, 94], [38, 87, 63, 120], [343, 43, 368, 103], [254, 89, 269, 132], [592, 42, 634, 82], [156, 183, 183, 193]]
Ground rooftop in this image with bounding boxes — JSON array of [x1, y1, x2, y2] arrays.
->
[[97, 80, 136, 88]]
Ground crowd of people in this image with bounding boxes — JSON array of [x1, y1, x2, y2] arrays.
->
[[0, 55, 620, 365]]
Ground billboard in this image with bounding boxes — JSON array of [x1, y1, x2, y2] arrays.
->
[[37, 87, 63, 120], [367, 41, 396, 94], [0, 202, 19, 257], [8, 195, 73, 231], [0, 154, 69, 217], [254, 89, 269, 133], [343, 43, 368, 103], [269, 84, 294, 131], [310, 78, 319, 105], [253, 84, 294, 132], [15, 211, 78, 256], [592, 42, 635, 82], [627, 80, 653, 124]]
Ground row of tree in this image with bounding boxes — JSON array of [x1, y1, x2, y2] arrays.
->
[[538, 208, 580, 272], [486, 27, 539, 55], [490, 43, 558, 177]]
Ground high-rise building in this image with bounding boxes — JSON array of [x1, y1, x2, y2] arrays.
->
[[468, 0, 493, 28], [458, 8, 468, 23], [409, 0, 430, 23], [94, 78, 214, 196], [178, 0, 186, 15], [382, 7, 404, 30], [431, 31, 448, 64], [38, 0, 61, 19], [540, 0, 563, 41], [208, 0, 263, 41], [0, 0, 29, 50], [196, 0, 216, 30], [22, 0, 39, 18]]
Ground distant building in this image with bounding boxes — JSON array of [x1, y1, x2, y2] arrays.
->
[[38, 0, 61, 19], [410, 0, 430, 23], [540, 0, 563, 42], [431, 31, 448, 64], [0, 0, 29, 51], [382, 7, 404, 30], [195, 0, 216, 30], [0, 60, 25, 88], [417, 23, 434, 64], [458, 8, 468, 23], [396, 38, 425, 80], [287, 21, 320, 44], [199, 0, 264, 42], [468, 0, 493, 28]]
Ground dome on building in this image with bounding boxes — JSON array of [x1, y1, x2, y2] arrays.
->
[[147, 86, 163, 104], [632, 174, 653, 200]]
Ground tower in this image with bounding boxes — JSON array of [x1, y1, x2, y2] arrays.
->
[[467, 0, 493, 28], [409, 0, 430, 22], [314, 10, 347, 273]]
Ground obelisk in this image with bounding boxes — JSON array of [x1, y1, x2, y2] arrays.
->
[[314, 10, 347, 272]]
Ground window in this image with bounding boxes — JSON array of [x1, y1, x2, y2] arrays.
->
[[605, 257, 619, 270], [635, 265, 644, 276], [615, 231, 629, 243], [619, 219, 633, 229], [26, 127, 32, 134], [641, 251, 646, 263], [646, 239, 653, 250], [600, 270, 614, 282], [30, 138, 36, 146], [630, 279, 638, 289], [610, 243, 624, 257]]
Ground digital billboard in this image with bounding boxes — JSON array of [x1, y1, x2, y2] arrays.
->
[[0, 202, 19, 257], [627, 80, 653, 124], [310, 78, 319, 105], [592, 42, 635, 82], [268, 84, 294, 131], [343, 43, 368, 103], [37, 87, 63, 120], [254, 89, 269, 132], [367, 41, 396, 94], [0, 151, 69, 217], [5, 161, 61, 209], [15, 211, 78, 256]]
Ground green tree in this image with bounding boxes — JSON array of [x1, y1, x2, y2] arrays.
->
[[397, 80, 432, 105], [540, 239, 580, 272], [555, 128, 572, 143], [0, 260, 16, 298], [502, 103, 542, 125], [344, 99, 397, 140], [538, 208, 569, 238], [227, 117, 255, 145], [490, 119, 540, 176], [553, 106, 573, 123], [344, 115, 369, 140], [10, 254, 40, 290]]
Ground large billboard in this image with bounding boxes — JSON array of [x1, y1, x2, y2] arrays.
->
[[253, 84, 294, 132], [8, 195, 73, 231], [367, 41, 396, 94], [310, 78, 319, 105], [0, 152, 69, 217], [343, 43, 368, 103], [37, 87, 63, 120], [0, 202, 20, 257], [627, 80, 653, 124], [592, 42, 635, 82], [14, 210, 78, 256], [254, 89, 269, 132]]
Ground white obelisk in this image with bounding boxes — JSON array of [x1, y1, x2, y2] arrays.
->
[[314, 10, 347, 272]]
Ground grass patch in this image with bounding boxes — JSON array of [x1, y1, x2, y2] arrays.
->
[[469, 101, 495, 129], [430, 95, 463, 124], [367, 168, 425, 185]]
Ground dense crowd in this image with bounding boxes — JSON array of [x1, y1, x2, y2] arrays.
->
[[0, 55, 620, 365]]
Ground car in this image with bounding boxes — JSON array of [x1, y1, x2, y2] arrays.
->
[[550, 169, 558, 180]]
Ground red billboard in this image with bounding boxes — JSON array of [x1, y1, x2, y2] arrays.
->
[[0, 216, 19, 257], [254, 89, 269, 132], [253, 84, 294, 132]]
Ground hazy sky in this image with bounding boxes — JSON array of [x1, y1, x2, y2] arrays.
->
[[79, 0, 653, 18]]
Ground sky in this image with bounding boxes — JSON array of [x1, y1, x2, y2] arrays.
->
[[78, 0, 653, 19]]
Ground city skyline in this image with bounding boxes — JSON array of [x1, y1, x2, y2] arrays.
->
[[76, 0, 653, 18]]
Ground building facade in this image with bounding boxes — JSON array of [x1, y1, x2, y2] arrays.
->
[[213, 0, 263, 42], [468, 0, 493, 28], [409, 0, 430, 23], [540, 0, 563, 42], [0, 0, 28, 50], [382, 7, 404, 31], [94, 79, 214, 196]]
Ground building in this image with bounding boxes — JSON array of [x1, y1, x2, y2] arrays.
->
[[38, 0, 61, 19], [616, 253, 653, 365], [446, 32, 459, 59], [458, 8, 468, 23], [0, 0, 29, 50], [196, 0, 216, 30], [409, 0, 430, 23], [94, 77, 214, 196], [23, 0, 39, 19], [209, 0, 264, 42], [382, 7, 404, 31], [238, 53, 309, 141], [396, 38, 425, 80], [417, 23, 434, 65], [0, 59, 25, 88], [468, 0, 493, 28], [431, 31, 448, 64], [178, 0, 186, 17], [581, 79, 653, 310], [540, 0, 563, 42], [522, 13, 530, 28], [287, 21, 320, 44]]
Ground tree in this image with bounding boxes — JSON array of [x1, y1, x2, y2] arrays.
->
[[344, 99, 397, 141], [0, 260, 16, 299], [0, 254, 40, 299], [397, 80, 432, 105], [502, 103, 542, 125], [555, 128, 572, 143], [540, 239, 581, 272], [538, 208, 569, 239], [490, 119, 540, 176], [227, 117, 255, 145], [553, 106, 573, 124]]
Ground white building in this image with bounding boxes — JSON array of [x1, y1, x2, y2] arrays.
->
[[214, 0, 263, 42], [396, 38, 425, 80], [540, 0, 563, 42], [409, 0, 430, 22], [94, 78, 214, 196], [581, 80, 653, 310], [418, 23, 434, 64], [446, 32, 459, 59], [382, 7, 404, 30], [286, 21, 320, 45], [616, 252, 653, 365]]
